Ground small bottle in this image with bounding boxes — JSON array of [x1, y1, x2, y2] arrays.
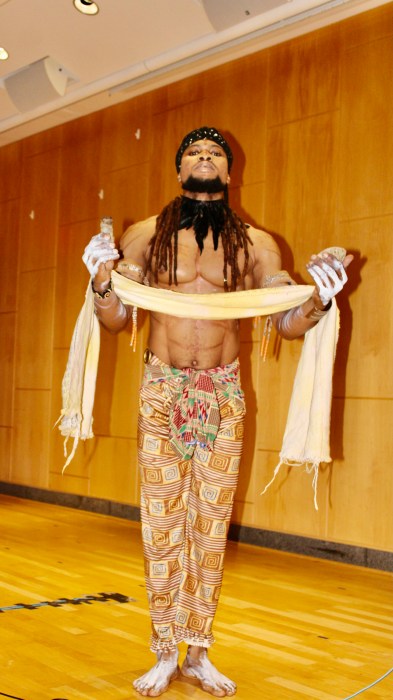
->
[[100, 216, 114, 242]]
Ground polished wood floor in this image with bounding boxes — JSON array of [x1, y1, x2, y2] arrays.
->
[[0, 495, 392, 700]]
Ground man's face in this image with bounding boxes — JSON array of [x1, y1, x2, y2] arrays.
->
[[179, 139, 229, 192]]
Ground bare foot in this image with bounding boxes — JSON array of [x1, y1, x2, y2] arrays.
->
[[133, 648, 179, 697], [181, 647, 236, 697]]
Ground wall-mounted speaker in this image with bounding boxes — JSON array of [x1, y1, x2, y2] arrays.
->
[[4, 56, 68, 113], [202, 0, 288, 31]]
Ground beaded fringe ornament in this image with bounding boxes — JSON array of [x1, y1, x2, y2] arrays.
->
[[260, 315, 273, 360], [253, 315, 273, 361], [116, 258, 150, 353], [129, 276, 150, 352], [130, 306, 138, 351], [257, 271, 295, 361]]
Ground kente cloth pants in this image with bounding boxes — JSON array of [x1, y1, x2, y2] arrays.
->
[[138, 354, 246, 652]]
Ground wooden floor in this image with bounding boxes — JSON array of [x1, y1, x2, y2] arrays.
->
[[0, 496, 392, 700]]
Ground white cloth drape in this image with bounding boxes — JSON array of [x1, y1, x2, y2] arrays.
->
[[57, 271, 340, 508]]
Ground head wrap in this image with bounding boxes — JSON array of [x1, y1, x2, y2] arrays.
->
[[175, 126, 233, 173]]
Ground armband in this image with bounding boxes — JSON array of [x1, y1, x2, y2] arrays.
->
[[117, 260, 145, 281], [263, 270, 295, 287]]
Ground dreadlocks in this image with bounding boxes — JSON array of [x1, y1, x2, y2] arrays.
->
[[147, 196, 252, 292]]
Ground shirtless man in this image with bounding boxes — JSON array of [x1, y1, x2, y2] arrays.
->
[[82, 127, 352, 697]]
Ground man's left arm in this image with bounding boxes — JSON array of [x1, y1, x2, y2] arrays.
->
[[250, 228, 353, 339]]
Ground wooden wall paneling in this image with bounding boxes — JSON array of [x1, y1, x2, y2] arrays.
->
[[0, 313, 16, 427], [199, 53, 268, 189], [230, 182, 265, 231], [0, 198, 20, 313], [264, 113, 339, 261], [221, 294, 292, 530], [99, 93, 152, 174], [250, 448, 330, 538], [150, 75, 204, 115], [0, 427, 12, 480], [49, 471, 89, 496], [147, 101, 205, 212], [94, 327, 146, 440], [338, 35, 393, 221], [15, 269, 56, 390], [231, 500, 257, 529], [88, 436, 140, 504], [333, 216, 393, 399], [98, 161, 150, 238], [340, 2, 393, 49], [22, 124, 62, 158], [51, 348, 68, 430], [0, 141, 22, 202], [327, 397, 393, 550], [236, 448, 275, 527], [12, 389, 52, 487], [19, 149, 61, 272], [267, 25, 341, 127], [49, 433, 96, 491], [59, 112, 103, 226]]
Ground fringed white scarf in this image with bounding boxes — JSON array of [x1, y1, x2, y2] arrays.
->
[[57, 270, 340, 508]]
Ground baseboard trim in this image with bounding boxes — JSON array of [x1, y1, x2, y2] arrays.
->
[[1, 481, 391, 572], [0, 481, 140, 522], [227, 523, 393, 572]]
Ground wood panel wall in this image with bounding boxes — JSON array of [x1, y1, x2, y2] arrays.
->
[[0, 5, 392, 551]]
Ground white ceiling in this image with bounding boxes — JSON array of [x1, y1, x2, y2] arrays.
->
[[0, 0, 386, 146]]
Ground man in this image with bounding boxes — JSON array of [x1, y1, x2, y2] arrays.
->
[[82, 126, 352, 697]]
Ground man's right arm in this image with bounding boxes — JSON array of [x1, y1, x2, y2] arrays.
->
[[82, 216, 156, 333]]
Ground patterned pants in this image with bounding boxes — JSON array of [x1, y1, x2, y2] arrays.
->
[[138, 353, 246, 651]]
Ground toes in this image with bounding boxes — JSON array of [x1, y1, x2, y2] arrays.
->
[[201, 683, 226, 698], [224, 682, 237, 692], [133, 680, 148, 695]]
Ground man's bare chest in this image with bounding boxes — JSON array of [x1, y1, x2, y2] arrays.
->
[[155, 229, 247, 289]]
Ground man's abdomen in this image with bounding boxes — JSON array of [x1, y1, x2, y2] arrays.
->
[[148, 313, 240, 369]]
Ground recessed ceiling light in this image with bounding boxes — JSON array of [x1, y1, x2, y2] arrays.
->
[[73, 0, 99, 15], [0, 47, 9, 60]]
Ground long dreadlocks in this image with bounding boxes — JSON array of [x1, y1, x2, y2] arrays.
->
[[147, 196, 252, 292]]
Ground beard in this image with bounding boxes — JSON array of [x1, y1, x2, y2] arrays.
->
[[181, 174, 226, 194]]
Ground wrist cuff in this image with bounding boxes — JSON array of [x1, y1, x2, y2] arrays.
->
[[306, 299, 332, 321], [92, 279, 113, 298]]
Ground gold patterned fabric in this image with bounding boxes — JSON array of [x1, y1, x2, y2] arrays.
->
[[138, 353, 246, 651], [142, 353, 244, 460]]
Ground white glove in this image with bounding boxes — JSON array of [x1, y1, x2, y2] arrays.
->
[[306, 253, 348, 307], [82, 233, 120, 278]]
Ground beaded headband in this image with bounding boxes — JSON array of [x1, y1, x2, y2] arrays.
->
[[175, 126, 233, 173]]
